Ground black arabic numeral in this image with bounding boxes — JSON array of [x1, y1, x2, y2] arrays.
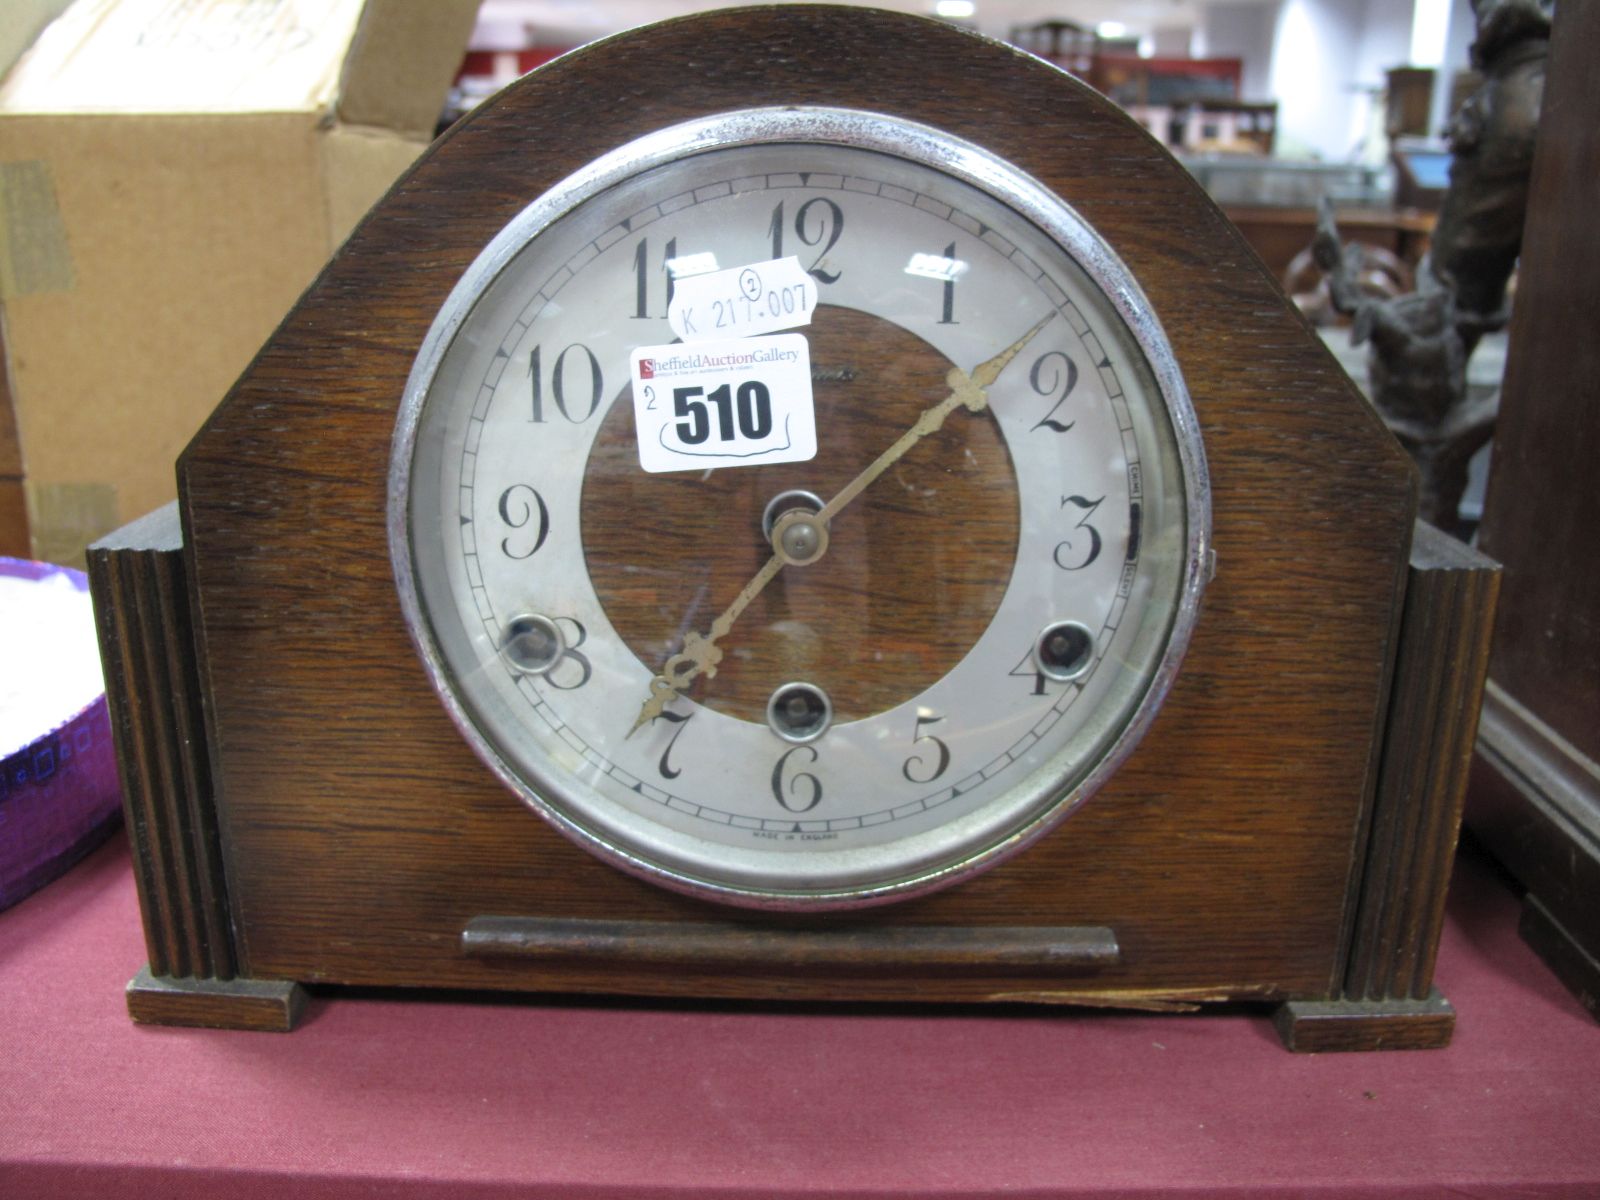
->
[[497, 484, 549, 559], [768, 201, 784, 260], [653, 708, 693, 780], [1054, 495, 1105, 571], [529, 343, 604, 424], [938, 240, 958, 324], [901, 714, 951, 784], [772, 199, 843, 284], [528, 343, 542, 423], [1029, 350, 1079, 433], [706, 383, 736, 441], [1009, 647, 1049, 695], [771, 745, 823, 813], [795, 198, 843, 284], [545, 617, 592, 691], [674, 381, 773, 443], [673, 386, 710, 444], [631, 236, 677, 319], [737, 380, 772, 439]]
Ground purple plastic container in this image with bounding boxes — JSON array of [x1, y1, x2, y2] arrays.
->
[[0, 557, 122, 911]]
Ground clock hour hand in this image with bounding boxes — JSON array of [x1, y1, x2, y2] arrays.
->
[[628, 311, 1057, 736], [630, 553, 785, 735]]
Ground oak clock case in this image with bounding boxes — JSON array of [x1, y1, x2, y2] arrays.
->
[[392, 108, 1208, 909], [86, 7, 1497, 1049]]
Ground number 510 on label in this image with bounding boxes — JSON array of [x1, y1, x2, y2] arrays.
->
[[629, 333, 817, 474]]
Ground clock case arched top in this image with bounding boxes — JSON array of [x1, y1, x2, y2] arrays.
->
[[87, 7, 1497, 1050]]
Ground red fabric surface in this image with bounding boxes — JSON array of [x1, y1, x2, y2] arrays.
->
[[1, 832, 1596, 1199]]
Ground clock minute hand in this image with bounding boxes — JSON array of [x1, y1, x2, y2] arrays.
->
[[815, 311, 1056, 523], [628, 311, 1057, 736]]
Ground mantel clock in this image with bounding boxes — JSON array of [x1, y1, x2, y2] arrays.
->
[[88, 7, 1497, 1051]]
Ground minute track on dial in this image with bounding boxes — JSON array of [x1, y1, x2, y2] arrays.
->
[[627, 311, 1058, 736], [394, 106, 1202, 905]]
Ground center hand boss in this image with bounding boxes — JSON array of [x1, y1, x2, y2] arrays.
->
[[628, 312, 1056, 735]]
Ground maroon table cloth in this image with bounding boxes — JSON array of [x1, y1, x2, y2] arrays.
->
[[2, 832, 1597, 1198]]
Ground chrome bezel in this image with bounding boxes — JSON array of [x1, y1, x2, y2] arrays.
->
[[389, 106, 1211, 910]]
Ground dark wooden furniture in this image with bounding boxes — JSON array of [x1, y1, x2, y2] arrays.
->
[[1468, 0, 1600, 1020], [1386, 67, 1437, 140], [1226, 206, 1435, 283], [1007, 18, 1098, 76], [1091, 55, 1243, 108], [1189, 98, 1277, 154], [86, 7, 1497, 1048]]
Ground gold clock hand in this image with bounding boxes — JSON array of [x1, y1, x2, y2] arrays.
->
[[815, 311, 1056, 523], [629, 554, 785, 734], [628, 311, 1057, 735]]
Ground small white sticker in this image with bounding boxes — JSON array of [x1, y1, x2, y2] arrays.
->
[[668, 256, 817, 343], [630, 334, 816, 474]]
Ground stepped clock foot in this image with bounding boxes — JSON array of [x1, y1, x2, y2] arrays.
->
[[1272, 989, 1455, 1052], [126, 965, 307, 1032]]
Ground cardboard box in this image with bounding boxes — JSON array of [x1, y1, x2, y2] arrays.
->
[[0, 0, 478, 564]]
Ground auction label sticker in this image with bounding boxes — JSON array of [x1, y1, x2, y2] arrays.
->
[[630, 334, 816, 474], [668, 256, 816, 343]]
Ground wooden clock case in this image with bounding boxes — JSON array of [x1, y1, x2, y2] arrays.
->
[[87, 7, 1498, 1049]]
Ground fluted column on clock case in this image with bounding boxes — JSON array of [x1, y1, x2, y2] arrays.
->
[[88, 502, 305, 1031]]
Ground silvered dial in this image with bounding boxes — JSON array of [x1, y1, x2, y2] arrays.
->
[[391, 108, 1209, 908]]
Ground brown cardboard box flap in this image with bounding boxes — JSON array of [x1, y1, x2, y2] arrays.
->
[[337, 0, 482, 137], [0, 0, 477, 563], [1, 0, 476, 135]]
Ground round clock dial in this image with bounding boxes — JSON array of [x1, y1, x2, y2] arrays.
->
[[391, 108, 1209, 908]]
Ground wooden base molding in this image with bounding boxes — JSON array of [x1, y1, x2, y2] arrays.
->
[[126, 966, 307, 1032], [82, 10, 1501, 1047], [1273, 989, 1455, 1053]]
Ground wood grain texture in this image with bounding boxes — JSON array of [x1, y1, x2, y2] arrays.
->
[[1473, 0, 1600, 762], [157, 9, 1424, 1012], [126, 966, 304, 1033], [1471, 685, 1600, 1019], [585, 307, 1016, 722], [1343, 521, 1498, 1002], [1273, 989, 1454, 1053], [87, 504, 237, 981], [1466, 0, 1600, 1021]]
